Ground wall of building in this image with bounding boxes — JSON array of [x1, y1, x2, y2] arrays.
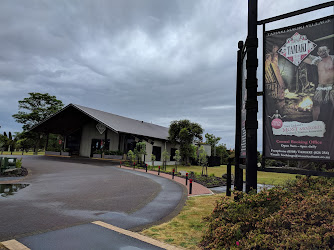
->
[[80, 121, 119, 157], [202, 144, 212, 157], [145, 140, 179, 166], [79, 120, 178, 160]]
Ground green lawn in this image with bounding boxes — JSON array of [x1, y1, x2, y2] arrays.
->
[[0, 151, 45, 156], [142, 193, 226, 249], [151, 165, 296, 186]]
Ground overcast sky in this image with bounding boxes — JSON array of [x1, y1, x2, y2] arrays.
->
[[0, 0, 332, 150]]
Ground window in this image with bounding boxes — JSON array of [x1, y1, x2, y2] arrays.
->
[[170, 148, 177, 161], [126, 138, 136, 153], [152, 146, 161, 161]]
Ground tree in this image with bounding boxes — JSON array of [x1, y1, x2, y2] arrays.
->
[[0, 134, 6, 153], [12, 92, 64, 131], [168, 120, 203, 165], [205, 133, 221, 156], [151, 154, 156, 168], [7, 132, 16, 154], [127, 150, 136, 166], [134, 142, 146, 165], [173, 149, 182, 172], [216, 144, 229, 164], [198, 145, 208, 175], [190, 144, 198, 164], [198, 146, 208, 166], [1, 133, 9, 151], [1, 131, 16, 153], [162, 149, 170, 171], [12, 93, 64, 154]]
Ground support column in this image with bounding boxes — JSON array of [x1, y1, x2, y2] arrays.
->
[[246, 0, 258, 193], [63, 134, 66, 151], [45, 133, 49, 151], [105, 129, 108, 150], [235, 41, 244, 192]]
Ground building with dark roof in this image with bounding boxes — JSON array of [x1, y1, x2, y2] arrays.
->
[[30, 104, 179, 163]]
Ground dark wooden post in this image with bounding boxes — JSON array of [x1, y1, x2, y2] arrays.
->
[[63, 134, 66, 151], [246, 0, 258, 193], [45, 133, 49, 151], [235, 41, 244, 192]]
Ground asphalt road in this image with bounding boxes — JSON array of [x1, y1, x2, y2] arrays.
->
[[0, 155, 186, 245]]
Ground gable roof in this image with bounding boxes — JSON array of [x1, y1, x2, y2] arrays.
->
[[30, 103, 170, 140]]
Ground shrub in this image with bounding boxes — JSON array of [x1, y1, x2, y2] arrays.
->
[[127, 150, 136, 163], [47, 146, 61, 152], [93, 149, 103, 154], [151, 154, 156, 168], [104, 150, 123, 155], [16, 158, 23, 168], [200, 176, 334, 249]]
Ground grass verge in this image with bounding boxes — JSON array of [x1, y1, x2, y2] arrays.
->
[[141, 194, 226, 249], [1, 151, 45, 156], [151, 165, 296, 185]]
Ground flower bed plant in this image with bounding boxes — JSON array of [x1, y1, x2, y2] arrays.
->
[[104, 150, 123, 159], [189, 174, 225, 188], [200, 176, 334, 249]]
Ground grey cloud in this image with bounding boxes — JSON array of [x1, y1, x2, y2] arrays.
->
[[0, 0, 331, 149]]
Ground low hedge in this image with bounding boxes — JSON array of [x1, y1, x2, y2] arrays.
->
[[200, 176, 334, 249]]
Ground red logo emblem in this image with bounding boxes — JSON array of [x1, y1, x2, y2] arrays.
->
[[271, 118, 283, 129]]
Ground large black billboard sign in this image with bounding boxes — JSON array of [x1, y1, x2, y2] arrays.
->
[[264, 16, 334, 161]]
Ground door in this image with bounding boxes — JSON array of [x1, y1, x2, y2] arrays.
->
[[90, 139, 110, 157]]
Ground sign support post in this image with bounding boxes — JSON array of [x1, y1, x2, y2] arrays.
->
[[246, 0, 258, 193], [235, 41, 244, 192]]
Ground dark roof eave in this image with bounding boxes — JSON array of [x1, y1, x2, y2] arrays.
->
[[71, 104, 119, 134]]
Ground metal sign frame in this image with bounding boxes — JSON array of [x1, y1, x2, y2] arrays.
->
[[260, 2, 334, 177], [236, 1, 334, 193]]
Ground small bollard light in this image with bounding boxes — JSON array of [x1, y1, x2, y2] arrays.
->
[[158, 166, 160, 175], [172, 168, 175, 179], [120, 161, 122, 168], [145, 164, 148, 172], [186, 173, 188, 185], [189, 179, 193, 194], [133, 162, 136, 170]]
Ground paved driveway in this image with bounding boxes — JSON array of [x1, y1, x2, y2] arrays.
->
[[0, 156, 186, 243]]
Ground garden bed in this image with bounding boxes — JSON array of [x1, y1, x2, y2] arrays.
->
[[45, 151, 61, 156], [122, 161, 227, 188], [176, 173, 226, 188], [104, 155, 123, 160], [0, 167, 28, 177], [189, 175, 226, 188], [152, 169, 226, 188]]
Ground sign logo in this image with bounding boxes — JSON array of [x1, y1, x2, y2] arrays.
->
[[96, 123, 106, 134], [278, 32, 317, 66], [271, 118, 283, 129]]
